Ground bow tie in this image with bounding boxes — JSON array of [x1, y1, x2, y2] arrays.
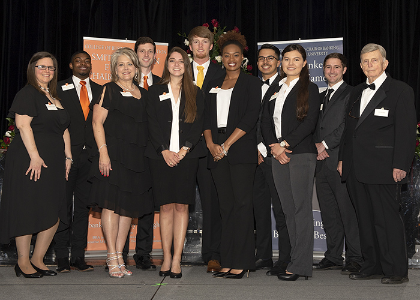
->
[[261, 79, 270, 86], [363, 83, 375, 90]]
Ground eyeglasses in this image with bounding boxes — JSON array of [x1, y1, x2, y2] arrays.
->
[[35, 65, 56, 71], [257, 55, 277, 62]]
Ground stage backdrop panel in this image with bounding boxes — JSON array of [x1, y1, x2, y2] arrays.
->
[[258, 38, 343, 252], [83, 37, 168, 251]]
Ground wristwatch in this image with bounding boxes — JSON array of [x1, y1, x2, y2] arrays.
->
[[182, 146, 190, 152], [280, 141, 287, 148]]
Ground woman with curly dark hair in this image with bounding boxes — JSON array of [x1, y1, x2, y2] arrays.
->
[[261, 44, 320, 281], [203, 30, 261, 279]]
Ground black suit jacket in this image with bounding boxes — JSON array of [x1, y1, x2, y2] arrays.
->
[[261, 80, 320, 154], [57, 77, 102, 160], [339, 74, 416, 184], [257, 74, 281, 157], [145, 84, 206, 159], [191, 61, 225, 92], [314, 82, 353, 171], [204, 72, 261, 169]]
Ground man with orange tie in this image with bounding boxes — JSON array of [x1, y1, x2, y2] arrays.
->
[[188, 26, 225, 272], [54, 51, 102, 272], [135, 37, 161, 90]]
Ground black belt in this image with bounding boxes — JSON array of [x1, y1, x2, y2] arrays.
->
[[218, 127, 227, 134]]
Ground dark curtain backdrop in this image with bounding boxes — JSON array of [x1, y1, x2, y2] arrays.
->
[[1, 0, 420, 134]]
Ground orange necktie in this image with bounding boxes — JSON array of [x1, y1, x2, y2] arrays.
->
[[144, 75, 149, 90], [79, 81, 89, 120]]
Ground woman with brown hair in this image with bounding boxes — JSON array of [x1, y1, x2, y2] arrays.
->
[[261, 44, 320, 281], [145, 47, 205, 279], [0, 52, 72, 278], [90, 47, 152, 278], [203, 31, 261, 279]]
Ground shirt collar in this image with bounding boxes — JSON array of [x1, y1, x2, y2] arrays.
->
[[365, 71, 387, 90], [72, 75, 90, 86], [193, 59, 210, 69], [328, 80, 344, 91]]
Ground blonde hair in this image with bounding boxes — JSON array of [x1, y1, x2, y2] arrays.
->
[[110, 47, 140, 83]]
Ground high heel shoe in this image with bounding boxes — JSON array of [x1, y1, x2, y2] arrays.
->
[[159, 269, 171, 277], [212, 269, 231, 278], [14, 264, 43, 278], [106, 253, 124, 278], [31, 262, 57, 276], [170, 271, 182, 279], [277, 272, 309, 281], [116, 251, 132, 276], [224, 270, 249, 279]]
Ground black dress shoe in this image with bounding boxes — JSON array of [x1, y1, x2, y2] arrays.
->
[[30, 262, 57, 276], [71, 257, 94, 272], [212, 270, 231, 278], [341, 261, 361, 275], [255, 258, 273, 270], [381, 276, 409, 284], [14, 264, 43, 278], [224, 270, 249, 279], [266, 261, 288, 276], [56, 257, 70, 273], [277, 273, 309, 281], [316, 258, 342, 270], [349, 272, 383, 280], [170, 271, 182, 278], [134, 254, 156, 271], [159, 269, 171, 277]]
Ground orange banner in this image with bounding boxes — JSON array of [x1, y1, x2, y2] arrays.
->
[[83, 36, 168, 85]]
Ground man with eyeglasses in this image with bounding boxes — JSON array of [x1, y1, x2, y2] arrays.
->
[[314, 53, 362, 275], [188, 26, 225, 273], [338, 43, 416, 284], [54, 51, 102, 273], [254, 44, 291, 276]]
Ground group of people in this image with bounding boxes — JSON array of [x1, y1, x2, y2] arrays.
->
[[0, 25, 416, 285]]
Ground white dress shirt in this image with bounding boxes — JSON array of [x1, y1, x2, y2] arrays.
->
[[72, 75, 93, 102], [192, 59, 211, 82], [140, 71, 154, 89], [360, 72, 387, 115], [168, 84, 181, 152], [273, 77, 299, 139], [216, 88, 233, 128]]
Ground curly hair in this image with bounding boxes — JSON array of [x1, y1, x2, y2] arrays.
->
[[217, 30, 247, 53]]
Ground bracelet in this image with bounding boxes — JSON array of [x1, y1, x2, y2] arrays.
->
[[221, 143, 228, 156], [65, 157, 73, 164], [98, 144, 107, 152]]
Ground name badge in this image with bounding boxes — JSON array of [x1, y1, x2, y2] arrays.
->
[[46, 103, 58, 110], [209, 87, 220, 94], [269, 92, 278, 101], [159, 92, 171, 101], [61, 83, 74, 91], [120, 91, 132, 97], [320, 104, 323, 110], [374, 108, 389, 117]]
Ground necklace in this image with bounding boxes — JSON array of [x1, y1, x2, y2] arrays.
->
[[116, 81, 135, 92], [39, 85, 49, 92]]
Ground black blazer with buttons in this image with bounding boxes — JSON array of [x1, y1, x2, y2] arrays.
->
[[314, 82, 353, 171], [261, 80, 320, 155], [203, 72, 261, 169], [338, 74, 416, 184], [145, 83, 206, 159], [57, 77, 102, 160]]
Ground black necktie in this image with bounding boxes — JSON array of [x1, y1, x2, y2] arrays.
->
[[363, 83, 375, 90], [323, 89, 334, 112]]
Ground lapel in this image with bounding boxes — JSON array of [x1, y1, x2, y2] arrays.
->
[[202, 62, 218, 90], [322, 82, 348, 117], [208, 76, 225, 127], [160, 84, 172, 111], [262, 74, 281, 106], [356, 76, 391, 129], [63, 77, 86, 121]]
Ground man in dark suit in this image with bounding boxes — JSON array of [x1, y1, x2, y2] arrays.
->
[[54, 51, 102, 272], [126, 37, 161, 271], [253, 44, 291, 275], [314, 53, 363, 274], [188, 26, 225, 272], [338, 44, 416, 284]]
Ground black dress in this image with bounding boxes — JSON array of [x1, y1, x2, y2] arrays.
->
[[88, 82, 152, 218], [0, 85, 70, 243]]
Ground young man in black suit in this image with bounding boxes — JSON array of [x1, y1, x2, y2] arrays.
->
[[254, 44, 291, 275], [126, 37, 161, 271], [54, 51, 102, 272], [188, 26, 225, 272], [314, 53, 362, 274], [338, 44, 416, 284]]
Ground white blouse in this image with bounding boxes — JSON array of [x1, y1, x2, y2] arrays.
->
[[216, 88, 233, 128], [168, 83, 181, 152], [273, 77, 299, 139]]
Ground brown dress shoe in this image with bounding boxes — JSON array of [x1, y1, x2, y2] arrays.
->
[[207, 260, 221, 273]]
